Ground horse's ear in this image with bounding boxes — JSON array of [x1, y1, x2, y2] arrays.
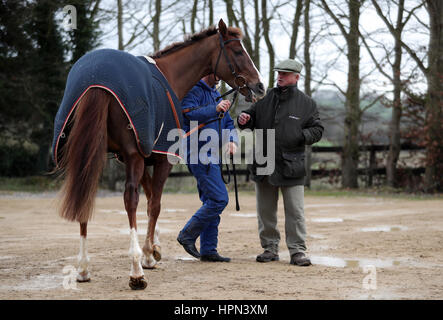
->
[[218, 19, 228, 38]]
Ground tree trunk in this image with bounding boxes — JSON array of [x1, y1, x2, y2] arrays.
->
[[224, 0, 239, 27], [262, 0, 275, 88], [342, 0, 361, 189], [152, 0, 161, 51], [239, 0, 254, 57], [424, 0, 443, 192], [289, 0, 303, 59], [191, 0, 198, 34], [208, 0, 213, 25], [386, 0, 404, 188], [117, 0, 123, 50], [254, 0, 261, 70], [304, 0, 313, 188]]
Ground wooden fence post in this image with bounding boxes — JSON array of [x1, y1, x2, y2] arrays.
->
[[367, 147, 376, 187]]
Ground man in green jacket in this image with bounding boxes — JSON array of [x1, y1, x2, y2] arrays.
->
[[237, 59, 323, 266]]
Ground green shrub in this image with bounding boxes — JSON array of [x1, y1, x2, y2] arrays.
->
[[0, 144, 39, 177]]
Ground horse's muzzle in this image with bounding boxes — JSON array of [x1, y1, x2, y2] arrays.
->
[[244, 82, 266, 102]]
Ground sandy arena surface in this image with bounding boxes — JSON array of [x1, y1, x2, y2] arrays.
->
[[0, 191, 442, 300]]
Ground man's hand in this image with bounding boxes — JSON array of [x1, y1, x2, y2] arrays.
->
[[216, 100, 231, 113], [238, 112, 251, 125], [226, 142, 237, 155]]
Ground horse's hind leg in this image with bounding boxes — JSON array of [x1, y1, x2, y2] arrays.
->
[[77, 223, 91, 282], [124, 153, 147, 290], [107, 93, 146, 289]]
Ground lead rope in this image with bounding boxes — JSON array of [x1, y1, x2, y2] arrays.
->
[[219, 89, 240, 211]]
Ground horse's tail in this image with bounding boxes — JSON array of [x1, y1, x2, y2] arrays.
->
[[58, 88, 111, 223]]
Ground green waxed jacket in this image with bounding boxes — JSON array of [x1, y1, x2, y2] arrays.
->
[[238, 85, 324, 186]]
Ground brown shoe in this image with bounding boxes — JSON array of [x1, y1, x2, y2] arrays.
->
[[256, 250, 279, 262], [290, 252, 311, 266]]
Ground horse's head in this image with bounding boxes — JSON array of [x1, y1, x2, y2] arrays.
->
[[212, 19, 265, 102]]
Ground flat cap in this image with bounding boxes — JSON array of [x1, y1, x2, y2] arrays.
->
[[274, 59, 303, 73]]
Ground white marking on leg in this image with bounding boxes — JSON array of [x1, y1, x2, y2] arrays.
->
[[142, 227, 161, 268], [77, 236, 90, 281], [142, 253, 157, 268], [154, 227, 160, 246], [129, 228, 144, 278]]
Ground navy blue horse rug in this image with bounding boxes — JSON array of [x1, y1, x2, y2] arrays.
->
[[52, 49, 183, 165]]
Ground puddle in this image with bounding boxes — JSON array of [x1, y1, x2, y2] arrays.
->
[[175, 256, 198, 261], [230, 213, 257, 218], [305, 203, 347, 208], [135, 219, 177, 225], [360, 225, 408, 232], [0, 274, 64, 291], [101, 208, 186, 215], [164, 208, 187, 213], [311, 218, 344, 223], [0, 255, 17, 260], [308, 234, 326, 239], [250, 251, 410, 269], [157, 219, 177, 224], [348, 209, 418, 220], [100, 209, 145, 215], [310, 255, 401, 268]]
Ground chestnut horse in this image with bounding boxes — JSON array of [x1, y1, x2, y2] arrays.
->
[[56, 19, 265, 290]]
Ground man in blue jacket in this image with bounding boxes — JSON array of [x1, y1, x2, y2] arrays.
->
[[177, 73, 238, 262]]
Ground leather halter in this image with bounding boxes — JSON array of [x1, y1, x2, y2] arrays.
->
[[213, 33, 247, 91]]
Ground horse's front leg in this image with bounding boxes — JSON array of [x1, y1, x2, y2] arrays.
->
[[140, 167, 157, 269], [124, 154, 147, 290], [141, 157, 172, 269], [141, 215, 161, 269]]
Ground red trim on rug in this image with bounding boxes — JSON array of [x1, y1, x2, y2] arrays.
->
[[54, 85, 147, 166], [152, 149, 183, 161]]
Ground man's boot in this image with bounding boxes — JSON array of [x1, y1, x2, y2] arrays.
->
[[177, 218, 203, 258]]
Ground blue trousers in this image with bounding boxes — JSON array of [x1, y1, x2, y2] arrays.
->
[[181, 163, 229, 256]]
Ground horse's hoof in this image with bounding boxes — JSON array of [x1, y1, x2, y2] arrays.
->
[[76, 272, 91, 283], [129, 277, 147, 290], [153, 245, 162, 261]]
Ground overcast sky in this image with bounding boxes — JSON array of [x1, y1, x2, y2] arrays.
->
[[66, 0, 429, 96]]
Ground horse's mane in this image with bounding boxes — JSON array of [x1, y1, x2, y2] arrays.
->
[[151, 26, 243, 59]]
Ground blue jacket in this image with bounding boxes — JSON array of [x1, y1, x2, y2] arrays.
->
[[181, 80, 238, 164]]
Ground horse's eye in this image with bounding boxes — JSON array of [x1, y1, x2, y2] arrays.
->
[[233, 50, 243, 56]]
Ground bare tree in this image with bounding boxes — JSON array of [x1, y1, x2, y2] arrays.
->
[[224, 0, 240, 26], [152, 0, 162, 51], [289, 0, 303, 59], [421, 0, 442, 192], [369, 0, 441, 191], [191, 0, 198, 34], [117, 0, 123, 50], [320, 0, 362, 188], [304, 0, 313, 188], [262, 0, 275, 88], [208, 0, 214, 26], [362, 0, 424, 188], [234, 0, 261, 69]]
